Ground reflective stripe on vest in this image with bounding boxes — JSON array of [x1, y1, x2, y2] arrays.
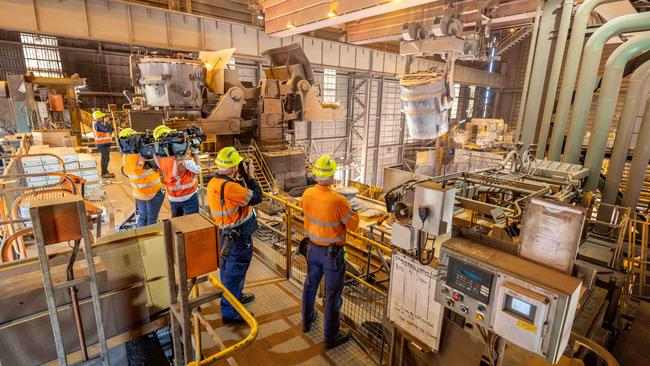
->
[[158, 157, 198, 201], [217, 210, 255, 229], [210, 206, 239, 217], [123, 154, 163, 201], [94, 126, 112, 144], [307, 232, 346, 244]]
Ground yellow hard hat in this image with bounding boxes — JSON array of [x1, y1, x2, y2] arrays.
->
[[215, 147, 243, 168], [312, 154, 336, 178], [92, 110, 106, 119], [152, 125, 174, 139], [119, 128, 137, 138]]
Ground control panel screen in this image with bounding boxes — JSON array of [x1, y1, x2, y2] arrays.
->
[[504, 295, 537, 322], [446, 257, 494, 303]]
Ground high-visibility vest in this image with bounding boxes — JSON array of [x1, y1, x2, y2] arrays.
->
[[122, 154, 163, 201], [157, 157, 198, 202], [301, 184, 360, 246], [93, 122, 113, 145], [206, 176, 254, 229]]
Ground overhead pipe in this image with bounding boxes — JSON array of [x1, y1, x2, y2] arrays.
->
[[562, 12, 650, 163], [519, 0, 563, 151], [599, 61, 650, 212], [514, 0, 543, 143], [583, 36, 650, 191], [535, 0, 576, 159], [547, 0, 618, 161], [621, 99, 650, 210]]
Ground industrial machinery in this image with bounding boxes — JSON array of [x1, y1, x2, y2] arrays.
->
[[0, 73, 86, 141], [127, 44, 344, 148], [435, 238, 582, 364]]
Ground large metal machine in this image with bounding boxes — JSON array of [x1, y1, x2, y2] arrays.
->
[[127, 44, 344, 148]]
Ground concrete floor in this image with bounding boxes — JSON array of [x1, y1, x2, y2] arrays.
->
[[96, 152, 376, 365]]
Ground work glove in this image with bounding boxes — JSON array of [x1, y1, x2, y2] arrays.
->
[[246, 161, 256, 178]]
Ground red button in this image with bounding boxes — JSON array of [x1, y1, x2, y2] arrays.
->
[[452, 292, 463, 302]]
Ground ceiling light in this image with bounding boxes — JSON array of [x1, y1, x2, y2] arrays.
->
[[257, 11, 264, 21], [509, 28, 516, 33], [286, 21, 295, 29], [327, 9, 337, 18]]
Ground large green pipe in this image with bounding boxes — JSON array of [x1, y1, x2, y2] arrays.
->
[[535, 0, 576, 159], [563, 12, 650, 163], [622, 98, 650, 210], [514, 0, 543, 143], [598, 61, 650, 221], [519, 0, 563, 151], [583, 36, 650, 191], [547, 0, 618, 161]]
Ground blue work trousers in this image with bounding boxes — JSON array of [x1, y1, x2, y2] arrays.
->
[[302, 242, 346, 345], [220, 217, 257, 321], [169, 192, 199, 218], [97, 143, 111, 175], [135, 189, 165, 227]]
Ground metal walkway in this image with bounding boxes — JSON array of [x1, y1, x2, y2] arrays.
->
[[197, 256, 375, 366]]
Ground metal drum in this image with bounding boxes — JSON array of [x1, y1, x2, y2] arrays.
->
[[400, 72, 449, 139]]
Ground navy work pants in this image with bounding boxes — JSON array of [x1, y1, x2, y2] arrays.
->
[[97, 143, 111, 175], [302, 242, 346, 345], [135, 189, 165, 227], [220, 217, 257, 321], [169, 192, 199, 218]]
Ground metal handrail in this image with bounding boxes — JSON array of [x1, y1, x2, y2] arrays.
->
[[571, 332, 619, 366], [187, 274, 259, 366], [249, 139, 279, 193]]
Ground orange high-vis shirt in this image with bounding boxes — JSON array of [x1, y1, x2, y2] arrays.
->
[[122, 154, 163, 200], [301, 184, 359, 246], [207, 177, 255, 228], [157, 157, 198, 202]]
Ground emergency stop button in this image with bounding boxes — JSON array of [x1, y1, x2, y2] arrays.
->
[[452, 292, 463, 302]]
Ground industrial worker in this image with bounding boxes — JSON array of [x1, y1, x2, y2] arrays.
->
[[301, 155, 359, 349], [119, 128, 165, 227], [207, 147, 263, 324], [92, 110, 115, 178], [152, 125, 201, 217]]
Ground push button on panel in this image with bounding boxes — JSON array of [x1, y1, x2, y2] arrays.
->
[[452, 292, 463, 302]]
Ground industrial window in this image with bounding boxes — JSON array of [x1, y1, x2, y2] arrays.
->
[[450, 83, 461, 119], [322, 68, 337, 104], [467, 85, 476, 118], [20, 33, 63, 77], [227, 57, 236, 69]]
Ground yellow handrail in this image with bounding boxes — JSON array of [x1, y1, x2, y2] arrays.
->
[[188, 274, 259, 366], [262, 191, 392, 255]]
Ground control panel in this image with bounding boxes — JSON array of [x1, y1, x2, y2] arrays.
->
[[434, 238, 582, 364], [435, 255, 494, 326]]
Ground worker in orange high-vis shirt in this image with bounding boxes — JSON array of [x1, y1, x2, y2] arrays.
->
[[207, 147, 263, 324], [119, 128, 165, 227], [92, 110, 115, 179], [301, 154, 359, 349], [152, 125, 201, 217]]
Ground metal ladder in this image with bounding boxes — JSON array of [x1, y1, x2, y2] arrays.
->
[[497, 26, 533, 56], [234, 139, 279, 193]]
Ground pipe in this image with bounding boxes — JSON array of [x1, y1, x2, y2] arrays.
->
[[514, 0, 543, 142], [535, 0, 576, 159], [621, 99, 650, 210], [600, 61, 650, 210], [583, 37, 650, 190], [547, 0, 618, 161], [520, 0, 564, 151], [563, 12, 650, 163]]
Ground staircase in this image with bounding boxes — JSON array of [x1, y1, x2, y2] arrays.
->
[[497, 26, 533, 56], [234, 139, 279, 193]]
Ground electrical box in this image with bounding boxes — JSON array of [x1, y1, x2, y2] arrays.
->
[[435, 238, 582, 364], [391, 222, 420, 251], [170, 213, 219, 279], [412, 182, 456, 236], [29, 196, 84, 245]]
